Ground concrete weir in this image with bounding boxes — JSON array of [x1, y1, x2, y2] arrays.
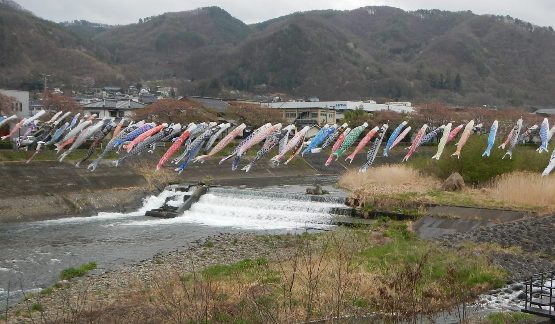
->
[[144, 184, 355, 222], [145, 185, 208, 218]]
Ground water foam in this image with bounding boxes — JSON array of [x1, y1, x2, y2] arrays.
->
[[38, 189, 183, 225], [125, 193, 342, 230]]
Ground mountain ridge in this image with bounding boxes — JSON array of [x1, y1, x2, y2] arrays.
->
[[1, 3, 554, 107]]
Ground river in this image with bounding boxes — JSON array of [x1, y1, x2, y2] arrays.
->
[[0, 182, 346, 309]]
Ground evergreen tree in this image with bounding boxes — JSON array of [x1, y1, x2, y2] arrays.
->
[[454, 73, 462, 91]]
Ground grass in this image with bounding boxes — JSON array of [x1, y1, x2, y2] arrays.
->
[[484, 311, 534, 324], [39, 286, 54, 296], [489, 172, 555, 211], [409, 136, 550, 185], [361, 222, 506, 289], [59, 262, 97, 280], [340, 164, 555, 213], [203, 239, 215, 248], [8, 224, 508, 323], [339, 164, 438, 191], [30, 303, 43, 312], [201, 258, 269, 280]]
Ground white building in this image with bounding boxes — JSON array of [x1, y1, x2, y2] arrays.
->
[[82, 99, 146, 119], [0, 89, 30, 118], [262, 100, 414, 122]]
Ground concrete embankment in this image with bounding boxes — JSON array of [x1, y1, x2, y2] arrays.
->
[[0, 161, 149, 223], [0, 154, 346, 223]]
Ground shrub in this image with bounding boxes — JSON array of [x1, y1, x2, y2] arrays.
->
[[409, 135, 549, 184]]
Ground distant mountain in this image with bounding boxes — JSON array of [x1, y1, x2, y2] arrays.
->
[[204, 7, 555, 106], [62, 20, 113, 39], [1, 3, 555, 107], [94, 6, 252, 80], [0, 2, 121, 89], [0, 0, 26, 12]]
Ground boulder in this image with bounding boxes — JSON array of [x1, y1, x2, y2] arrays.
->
[[306, 184, 328, 195], [442, 172, 465, 192]]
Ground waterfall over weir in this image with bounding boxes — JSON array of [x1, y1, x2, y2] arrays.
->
[[0, 185, 346, 309], [125, 188, 346, 230]]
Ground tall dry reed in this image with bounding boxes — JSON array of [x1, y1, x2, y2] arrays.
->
[[489, 172, 555, 211], [338, 164, 438, 196]]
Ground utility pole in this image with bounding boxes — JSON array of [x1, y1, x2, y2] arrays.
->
[[40, 74, 51, 95]]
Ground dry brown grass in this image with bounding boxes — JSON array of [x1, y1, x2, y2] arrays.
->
[[488, 172, 555, 212], [339, 165, 439, 195], [338, 165, 439, 211], [340, 165, 555, 213], [6, 227, 505, 323]]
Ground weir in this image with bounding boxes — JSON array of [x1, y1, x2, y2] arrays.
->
[[208, 187, 347, 204], [145, 185, 351, 220], [145, 185, 208, 218]]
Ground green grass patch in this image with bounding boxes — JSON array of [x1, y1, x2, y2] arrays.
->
[[485, 311, 534, 324], [30, 302, 44, 312], [40, 286, 54, 296], [203, 239, 215, 248], [426, 189, 480, 207], [409, 136, 549, 185], [360, 221, 506, 290], [202, 258, 268, 280], [59, 262, 97, 280]]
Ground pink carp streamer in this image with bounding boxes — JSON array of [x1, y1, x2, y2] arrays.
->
[[451, 120, 474, 159], [325, 128, 351, 166], [498, 129, 514, 150], [1, 119, 26, 140], [271, 126, 310, 164], [195, 124, 247, 163], [112, 119, 126, 138], [402, 124, 428, 162], [446, 124, 464, 144], [345, 126, 379, 163], [156, 129, 192, 170], [389, 126, 412, 151], [126, 123, 166, 153]]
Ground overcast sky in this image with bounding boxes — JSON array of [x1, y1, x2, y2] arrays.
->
[[15, 0, 555, 27]]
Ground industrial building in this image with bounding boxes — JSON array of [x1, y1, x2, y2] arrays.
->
[[262, 100, 413, 125]]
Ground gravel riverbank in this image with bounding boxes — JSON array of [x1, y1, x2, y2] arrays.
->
[[437, 214, 555, 281], [5, 233, 298, 322]]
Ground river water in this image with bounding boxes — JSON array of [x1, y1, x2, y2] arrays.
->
[[0, 182, 530, 319], [0, 183, 346, 308]]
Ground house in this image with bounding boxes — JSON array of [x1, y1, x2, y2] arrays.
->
[[0, 89, 30, 118], [82, 99, 146, 119], [103, 86, 123, 94], [140, 93, 158, 104], [188, 96, 229, 113]]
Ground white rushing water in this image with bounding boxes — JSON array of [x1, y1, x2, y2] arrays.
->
[[37, 189, 186, 225], [125, 192, 343, 230]]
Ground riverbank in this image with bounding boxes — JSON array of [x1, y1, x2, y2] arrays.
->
[[436, 214, 555, 282], [4, 222, 511, 323], [0, 152, 346, 223]]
